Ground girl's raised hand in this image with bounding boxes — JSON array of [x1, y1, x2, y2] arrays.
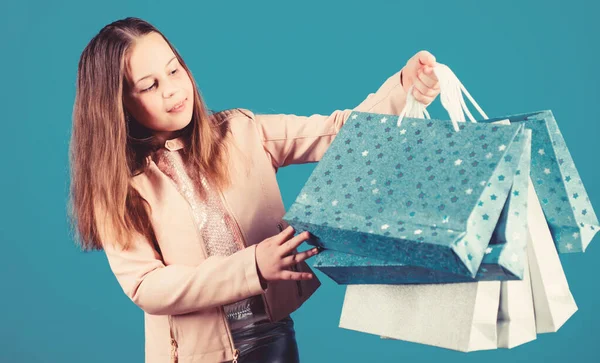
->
[[401, 50, 441, 106]]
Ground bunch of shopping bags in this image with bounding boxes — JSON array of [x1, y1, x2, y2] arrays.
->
[[282, 63, 599, 352]]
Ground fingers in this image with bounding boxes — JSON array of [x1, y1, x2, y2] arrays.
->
[[412, 86, 435, 106], [417, 67, 439, 88], [416, 50, 436, 67], [412, 64, 440, 106], [404, 51, 438, 93], [280, 231, 311, 256], [412, 76, 439, 98], [274, 225, 296, 245], [278, 270, 314, 281], [281, 247, 320, 267], [422, 65, 438, 78]]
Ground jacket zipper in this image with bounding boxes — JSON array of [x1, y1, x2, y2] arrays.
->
[[168, 181, 262, 362], [170, 336, 178, 363], [157, 158, 249, 362], [216, 187, 275, 360], [169, 208, 207, 362], [167, 184, 214, 363]]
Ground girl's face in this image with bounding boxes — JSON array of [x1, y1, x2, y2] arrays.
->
[[123, 32, 194, 142]]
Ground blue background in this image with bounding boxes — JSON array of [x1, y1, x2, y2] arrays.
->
[[2, 0, 599, 362]]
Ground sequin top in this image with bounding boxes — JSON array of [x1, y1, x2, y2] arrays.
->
[[152, 138, 268, 331]]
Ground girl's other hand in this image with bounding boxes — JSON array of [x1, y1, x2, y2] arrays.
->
[[255, 226, 319, 284]]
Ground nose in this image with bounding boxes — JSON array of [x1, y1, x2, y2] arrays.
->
[[162, 78, 179, 99]]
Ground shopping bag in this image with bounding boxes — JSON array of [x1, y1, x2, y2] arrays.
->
[[527, 181, 578, 332], [283, 111, 527, 278], [337, 63, 542, 352], [368, 238, 537, 351], [312, 129, 532, 284], [434, 62, 581, 332], [497, 240, 537, 348], [344, 215, 536, 351], [351, 229, 538, 351], [340, 281, 502, 352], [432, 62, 579, 331], [432, 63, 579, 331], [480, 111, 599, 253]]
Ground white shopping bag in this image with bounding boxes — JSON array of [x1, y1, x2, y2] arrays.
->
[[343, 162, 575, 353], [341, 282, 502, 352], [527, 181, 578, 332], [497, 239, 537, 348], [339, 200, 537, 352], [340, 247, 537, 352]]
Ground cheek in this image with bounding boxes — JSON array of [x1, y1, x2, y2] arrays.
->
[[136, 96, 166, 128], [177, 75, 195, 113], [183, 74, 194, 96]]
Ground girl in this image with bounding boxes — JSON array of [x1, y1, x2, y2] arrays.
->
[[68, 17, 440, 363]]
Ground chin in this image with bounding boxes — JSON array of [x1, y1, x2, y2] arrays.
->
[[168, 113, 193, 130]]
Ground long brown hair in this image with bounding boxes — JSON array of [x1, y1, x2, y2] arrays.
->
[[69, 17, 232, 252]]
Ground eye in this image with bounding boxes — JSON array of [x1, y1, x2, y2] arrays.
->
[[142, 83, 156, 92], [170, 68, 178, 75]]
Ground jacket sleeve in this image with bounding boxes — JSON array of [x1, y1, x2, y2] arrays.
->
[[102, 228, 265, 316], [253, 68, 407, 168]]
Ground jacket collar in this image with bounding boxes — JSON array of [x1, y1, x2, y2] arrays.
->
[[163, 136, 186, 151]]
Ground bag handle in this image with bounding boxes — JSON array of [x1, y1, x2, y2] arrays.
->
[[397, 63, 489, 130]]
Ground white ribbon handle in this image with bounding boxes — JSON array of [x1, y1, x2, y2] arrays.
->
[[397, 63, 489, 131]]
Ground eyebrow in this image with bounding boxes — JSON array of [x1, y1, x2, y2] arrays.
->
[[134, 56, 178, 86]]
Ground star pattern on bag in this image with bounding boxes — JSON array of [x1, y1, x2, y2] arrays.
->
[[285, 111, 531, 278]]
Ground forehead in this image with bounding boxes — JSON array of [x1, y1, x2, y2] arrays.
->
[[125, 32, 176, 85]]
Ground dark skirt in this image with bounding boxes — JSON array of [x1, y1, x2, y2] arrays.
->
[[228, 316, 300, 363]]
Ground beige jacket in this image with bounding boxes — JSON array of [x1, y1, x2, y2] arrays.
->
[[101, 68, 408, 363]]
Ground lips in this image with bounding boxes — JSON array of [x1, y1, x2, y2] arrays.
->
[[168, 98, 186, 112]]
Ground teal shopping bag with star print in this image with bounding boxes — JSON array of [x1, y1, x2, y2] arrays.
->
[[480, 110, 599, 254], [420, 63, 597, 254], [311, 128, 532, 284], [283, 111, 528, 279]]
